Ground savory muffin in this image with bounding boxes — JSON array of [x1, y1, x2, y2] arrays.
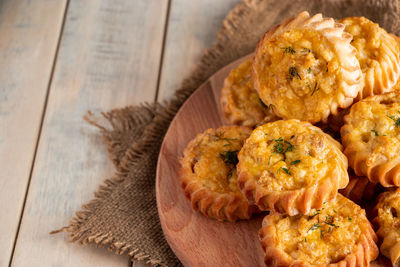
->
[[180, 126, 258, 221], [220, 58, 279, 127], [341, 93, 400, 186], [253, 11, 363, 123], [237, 119, 348, 215], [259, 194, 379, 266], [374, 189, 400, 266], [341, 17, 400, 99]]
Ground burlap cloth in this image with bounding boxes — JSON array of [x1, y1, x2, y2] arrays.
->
[[52, 0, 400, 266]]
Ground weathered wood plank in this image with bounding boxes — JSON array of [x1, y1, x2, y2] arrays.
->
[[12, 0, 168, 266], [157, 0, 240, 101], [0, 0, 67, 266]]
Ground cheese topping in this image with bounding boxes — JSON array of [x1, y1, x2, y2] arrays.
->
[[341, 17, 400, 97], [238, 120, 346, 191], [341, 17, 396, 74], [221, 59, 279, 126], [271, 195, 368, 264], [255, 28, 344, 123], [343, 95, 400, 165], [186, 126, 252, 194]]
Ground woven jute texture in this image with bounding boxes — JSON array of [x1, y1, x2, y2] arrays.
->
[[53, 0, 400, 266]]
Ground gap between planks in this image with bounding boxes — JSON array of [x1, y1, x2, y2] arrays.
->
[[8, 0, 71, 266], [154, 0, 172, 103]]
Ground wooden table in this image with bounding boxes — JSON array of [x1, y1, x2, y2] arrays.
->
[[0, 0, 239, 266]]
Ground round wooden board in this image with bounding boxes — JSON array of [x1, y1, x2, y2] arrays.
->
[[156, 56, 390, 267]]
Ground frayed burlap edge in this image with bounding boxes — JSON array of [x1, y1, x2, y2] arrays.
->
[[52, 0, 400, 266]]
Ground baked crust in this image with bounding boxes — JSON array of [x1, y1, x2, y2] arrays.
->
[[220, 58, 280, 127], [339, 174, 378, 205], [253, 11, 363, 123], [179, 126, 258, 221], [373, 188, 400, 266], [237, 119, 348, 215], [341, 93, 400, 186], [259, 194, 379, 266], [341, 17, 400, 99]]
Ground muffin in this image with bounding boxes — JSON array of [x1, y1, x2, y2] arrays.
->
[[341, 93, 400, 186], [237, 119, 348, 215], [221, 58, 279, 127], [253, 11, 363, 123], [180, 126, 258, 221], [259, 194, 378, 266], [341, 17, 400, 99]]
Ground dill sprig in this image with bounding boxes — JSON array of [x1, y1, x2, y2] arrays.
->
[[288, 66, 301, 81], [311, 82, 319, 96], [290, 160, 300, 165], [371, 129, 379, 136], [281, 46, 296, 54], [268, 138, 294, 165], [387, 110, 400, 127], [278, 167, 291, 175], [308, 223, 320, 232], [216, 132, 237, 147]]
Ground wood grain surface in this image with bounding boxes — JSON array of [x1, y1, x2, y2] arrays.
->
[[0, 0, 67, 265], [11, 1, 168, 266], [156, 56, 390, 266], [157, 0, 240, 101]]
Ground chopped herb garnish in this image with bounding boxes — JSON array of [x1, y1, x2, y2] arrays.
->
[[348, 217, 352, 221], [304, 238, 307, 242], [278, 167, 291, 175], [371, 129, 379, 136], [311, 82, 319, 96], [309, 210, 321, 219], [324, 217, 339, 228], [288, 66, 302, 81], [301, 48, 311, 53], [291, 160, 300, 165], [307, 67, 311, 73], [284, 140, 293, 152], [306, 82, 311, 92], [259, 98, 268, 108], [268, 138, 294, 165], [223, 137, 237, 146], [220, 150, 239, 165], [320, 229, 325, 238], [387, 111, 400, 127], [216, 132, 237, 146], [281, 46, 296, 54], [308, 223, 321, 232]]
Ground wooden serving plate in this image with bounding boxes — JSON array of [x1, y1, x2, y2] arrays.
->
[[156, 56, 390, 266]]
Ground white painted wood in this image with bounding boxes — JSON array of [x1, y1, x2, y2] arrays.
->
[[11, 0, 168, 266], [157, 0, 240, 101], [0, 0, 67, 266]]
